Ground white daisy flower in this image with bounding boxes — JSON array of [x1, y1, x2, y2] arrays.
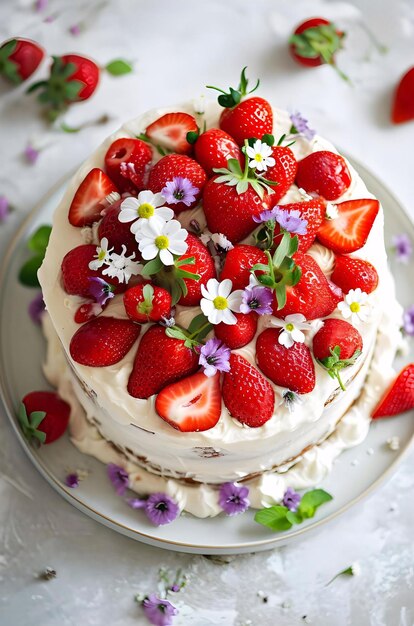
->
[[136, 218, 188, 266], [270, 313, 313, 348], [102, 245, 142, 284], [88, 237, 113, 270], [119, 190, 173, 234], [200, 278, 243, 325], [245, 139, 275, 172], [338, 288, 371, 324]]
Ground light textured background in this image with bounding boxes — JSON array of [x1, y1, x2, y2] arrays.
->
[[1, 0, 414, 624]]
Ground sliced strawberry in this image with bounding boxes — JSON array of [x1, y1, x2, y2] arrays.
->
[[317, 199, 379, 254], [296, 151, 351, 200], [372, 364, 414, 418], [70, 316, 140, 367], [145, 112, 198, 155], [331, 255, 379, 294], [256, 329, 316, 394], [20, 391, 70, 444], [68, 168, 118, 227], [98, 199, 139, 256], [155, 372, 221, 432], [193, 128, 243, 177], [266, 145, 298, 204], [220, 245, 267, 290], [392, 67, 414, 125], [222, 354, 275, 427], [215, 312, 258, 349], [124, 284, 172, 323], [273, 199, 326, 253], [104, 137, 153, 194]]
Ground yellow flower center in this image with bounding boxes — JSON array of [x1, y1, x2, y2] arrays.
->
[[98, 250, 106, 260], [138, 203, 155, 219], [155, 235, 169, 250], [285, 323, 294, 332], [254, 153, 263, 162], [350, 302, 360, 313], [213, 296, 228, 310]]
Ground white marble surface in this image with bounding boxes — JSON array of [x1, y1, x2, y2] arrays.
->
[[0, 0, 414, 624]]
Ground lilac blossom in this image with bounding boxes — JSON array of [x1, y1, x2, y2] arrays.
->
[[253, 207, 280, 224], [65, 473, 79, 488], [24, 143, 40, 164], [35, 0, 48, 11], [392, 233, 412, 263], [218, 482, 250, 516], [142, 594, 178, 626], [144, 493, 180, 526], [275, 208, 308, 235], [69, 24, 81, 36], [240, 285, 273, 316], [162, 177, 198, 207], [107, 463, 129, 496], [403, 305, 414, 336], [282, 487, 301, 512], [199, 338, 231, 377], [127, 497, 146, 509], [290, 111, 316, 141], [28, 291, 45, 324], [88, 277, 115, 306], [0, 196, 11, 222]]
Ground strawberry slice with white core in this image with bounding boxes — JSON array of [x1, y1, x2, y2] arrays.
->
[[155, 372, 221, 432], [145, 112, 198, 155], [68, 168, 118, 227], [317, 198, 379, 254]]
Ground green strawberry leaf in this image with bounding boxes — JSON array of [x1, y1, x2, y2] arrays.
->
[[141, 256, 163, 277], [106, 59, 134, 76]]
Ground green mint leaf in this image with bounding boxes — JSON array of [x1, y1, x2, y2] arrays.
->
[[298, 489, 333, 519], [18, 255, 44, 287], [106, 59, 133, 76], [27, 225, 52, 254], [254, 506, 292, 531], [286, 510, 303, 525]]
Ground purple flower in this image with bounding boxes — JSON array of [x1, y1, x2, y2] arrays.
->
[[127, 497, 146, 509], [253, 207, 280, 224], [24, 143, 40, 164], [170, 584, 180, 593], [392, 233, 412, 263], [162, 177, 198, 207], [403, 305, 414, 336], [240, 285, 273, 316], [0, 196, 11, 222], [275, 208, 308, 235], [218, 482, 250, 516], [290, 111, 316, 141], [142, 594, 178, 626], [65, 473, 79, 488], [35, 0, 48, 11], [88, 277, 115, 306], [28, 291, 45, 324], [282, 487, 301, 512], [145, 493, 180, 526], [199, 338, 231, 377], [107, 463, 129, 495], [69, 24, 81, 36]]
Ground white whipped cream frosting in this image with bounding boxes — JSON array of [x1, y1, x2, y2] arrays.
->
[[38, 101, 403, 517]]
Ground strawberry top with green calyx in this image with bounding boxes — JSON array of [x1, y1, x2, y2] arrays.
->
[[18, 403, 47, 444], [207, 66, 260, 108], [317, 345, 362, 392], [164, 313, 213, 351], [140, 252, 201, 306]]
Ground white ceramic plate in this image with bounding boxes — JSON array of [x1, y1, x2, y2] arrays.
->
[[0, 159, 413, 555]]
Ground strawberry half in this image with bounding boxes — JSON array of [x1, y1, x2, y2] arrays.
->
[[331, 255, 379, 294], [317, 199, 379, 254], [124, 284, 172, 323], [155, 372, 221, 432], [256, 328, 316, 394], [70, 316, 140, 367], [148, 154, 207, 213], [220, 244, 267, 290], [222, 354, 275, 427], [296, 151, 351, 200], [145, 112, 198, 155], [68, 168, 118, 227], [392, 67, 414, 125], [0, 38, 44, 83], [215, 312, 258, 349], [104, 137, 153, 194], [372, 364, 414, 418], [266, 145, 298, 204], [19, 391, 70, 444]]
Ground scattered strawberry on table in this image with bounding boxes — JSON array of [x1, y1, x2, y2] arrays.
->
[[0, 38, 44, 83], [19, 391, 70, 444], [391, 67, 414, 125]]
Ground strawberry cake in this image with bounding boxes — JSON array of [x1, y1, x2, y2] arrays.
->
[[38, 71, 403, 517]]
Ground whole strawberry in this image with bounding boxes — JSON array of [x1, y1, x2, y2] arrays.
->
[[28, 54, 100, 119], [104, 138, 153, 194], [124, 284, 172, 323], [391, 67, 414, 124], [98, 200, 139, 256], [266, 145, 298, 204], [215, 312, 258, 349], [296, 151, 351, 200], [208, 68, 273, 146], [147, 154, 207, 213], [220, 244, 267, 290], [256, 328, 316, 394], [68, 168, 118, 227], [19, 391, 70, 444], [61, 244, 105, 297], [331, 255, 379, 294], [0, 38, 44, 83], [127, 325, 199, 399], [272, 199, 326, 253], [70, 316, 141, 367], [173, 233, 216, 306], [193, 128, 243, 177], [222, 354, 275, 427], [313, 319, 363, 390], [372, 364, 414, 418]]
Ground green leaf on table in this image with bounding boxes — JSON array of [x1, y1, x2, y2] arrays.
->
[[106, 59, 134, 76], [298, 489, 333, 519], [27, 225, 52, 254], [18, 254, 44, 287]]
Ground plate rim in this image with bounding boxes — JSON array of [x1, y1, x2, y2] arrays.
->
[[1, 156, 413, 554]]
